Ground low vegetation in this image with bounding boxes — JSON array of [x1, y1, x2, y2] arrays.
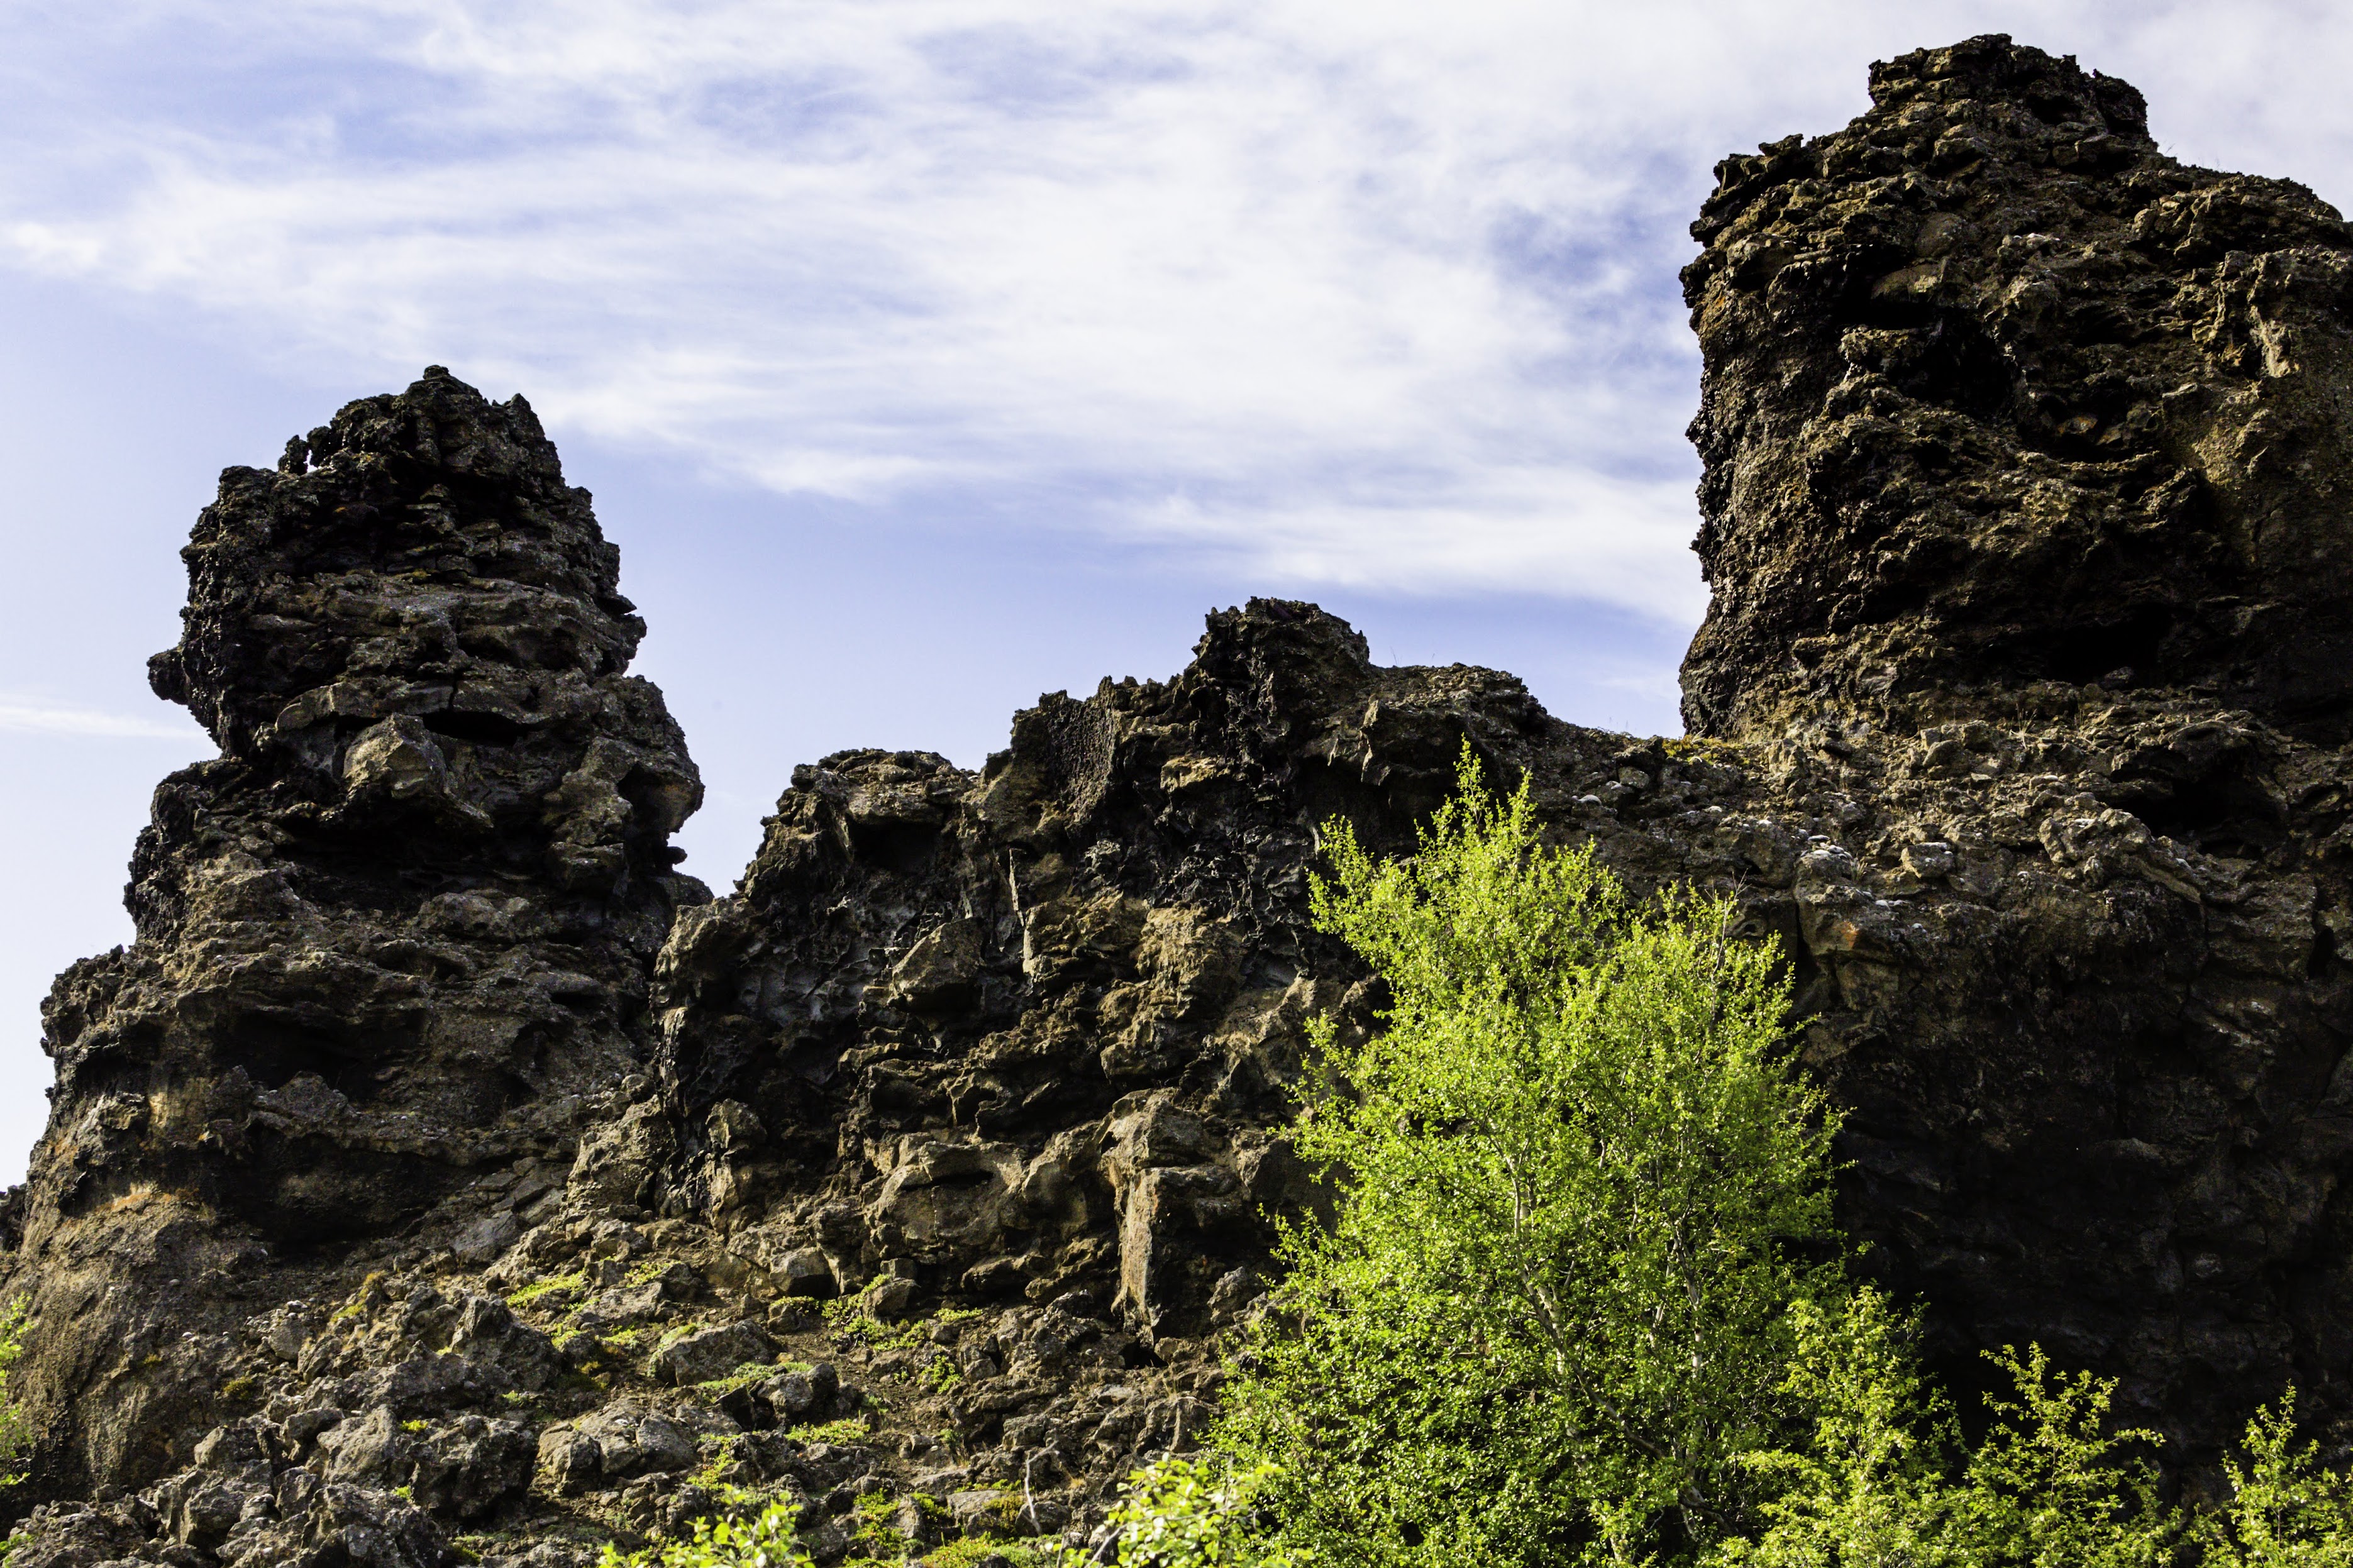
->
[[0, 1297, 29, 1486], [597, 1498, 805, 1567]]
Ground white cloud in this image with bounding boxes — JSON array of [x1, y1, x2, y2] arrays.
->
[[3, 0, 2351, 612], [0, 698, 206, 742]]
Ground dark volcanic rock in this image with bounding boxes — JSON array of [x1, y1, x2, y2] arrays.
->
[[13, 33, 2353, 1567], [1681, 33, 2353, 744], [6, 370, 704, 1503], [1666, 35, 2353, 1456], [650, 605, 1509, 1341]]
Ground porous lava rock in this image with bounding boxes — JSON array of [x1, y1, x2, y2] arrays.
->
[[1667, 32, 2353, 1454], [1681, 33, 2353, 744], [12, 32, 2353, 1568], [650, 33, 2353, 1494], [4, 369, 704, 1526]]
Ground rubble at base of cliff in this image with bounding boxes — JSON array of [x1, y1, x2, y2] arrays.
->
[[18, 30, 2353, 1565]]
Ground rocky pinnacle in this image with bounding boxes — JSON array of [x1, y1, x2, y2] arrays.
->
[[13, 369, 704, 1506]]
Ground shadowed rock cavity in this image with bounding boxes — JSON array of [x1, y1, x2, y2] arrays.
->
[[11, 33, 2353, 1568]]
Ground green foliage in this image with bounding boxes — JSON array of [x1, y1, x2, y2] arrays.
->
[[0, 1298, 33, 1486], [689, 1434, 764, 1509], [1219, 754, 1839, 1564], [1058, 1458, 1307, 1568], [785, 1416, 870, 1444], [696, 1361, 790, 1401], [332, 1271, 389, 1323], [1719, 1293, 2174, 1567], [598, 1498, 810, 1568], [925, 1539, 1054, 1567], [2193, 1393, 2353, 1567], [1161, 755, 2353, 1567]]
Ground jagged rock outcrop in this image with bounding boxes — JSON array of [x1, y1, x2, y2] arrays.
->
[[647, 607, 1465, 1345], [13, 31, 2353, 1568], [647, 31, 2353, 1488], [1681, 33, 2353, 744], [4, 369, 706, 1547]]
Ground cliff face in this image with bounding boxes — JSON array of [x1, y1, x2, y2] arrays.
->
[[1671, 33, 2353, 1433], [11, 33, 2353, 1568]]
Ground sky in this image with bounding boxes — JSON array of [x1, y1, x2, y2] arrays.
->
[[4, 0, 2351, 1183]]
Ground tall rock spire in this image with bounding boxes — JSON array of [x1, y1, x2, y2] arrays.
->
[[11, 369, 704, 1498], [1681, 35, 2353, 743]]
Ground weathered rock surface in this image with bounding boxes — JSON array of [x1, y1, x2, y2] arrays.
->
[[1682, 33, 2353, 746], [12, 31, 2353, 1566], [3, 370, 707, 1553], [1674, 33, 2353, 1449]]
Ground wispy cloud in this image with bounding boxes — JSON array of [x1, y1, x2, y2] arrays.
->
[[0, 698, 206, 742], [3, 1, 2350, 615]]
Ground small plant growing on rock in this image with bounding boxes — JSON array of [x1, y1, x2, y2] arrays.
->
[[506, 1271, 587, 1311], [1058, 1457, 1301, 1567], [0, 1298, 32, 1485], [597, 1497, 810, 1567], [695, 1361, 787, 1401], [924, 1540, 1054, 1567]]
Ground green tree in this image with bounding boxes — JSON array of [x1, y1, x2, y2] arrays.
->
[[1219, 754, 1843, 1565], [1200, 756, 2352, 1568], [1060, 1457, 1308, 1568]]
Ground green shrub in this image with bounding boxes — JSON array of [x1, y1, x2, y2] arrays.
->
[[1205, 755, 2331, 1567], [2193, 1393, 2353, 1568], [1219, 754, 1842, 1564], [597, 1497, 809, 1567], [0, 1298, 31, 1485], [1058, 1457, 1306, 1568], [1719, 1291, 2174, 1567]]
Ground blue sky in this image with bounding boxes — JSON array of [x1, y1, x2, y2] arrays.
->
[[4, 0, 2350, 1181]]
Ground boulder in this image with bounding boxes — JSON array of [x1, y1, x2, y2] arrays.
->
[[651, 1320, 777, 1386]]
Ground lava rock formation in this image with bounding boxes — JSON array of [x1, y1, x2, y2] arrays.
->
[[10, 33, 2353, 1568]]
